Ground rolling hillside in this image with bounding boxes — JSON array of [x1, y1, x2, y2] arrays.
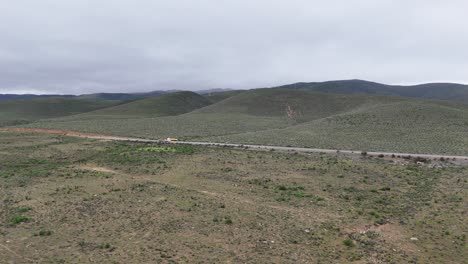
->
[[71, 91, 212, 119], [280, 79, 468, 102], [3, 79, 468, 103], [76, 91, 168, 101], [0, 97, 121, 126], [20, 89, 400, 138], [16, 88, 468, 155], [203, 100, 468, 155], [197, 89, 468, 154], [203, 90, 244, 103], [194, 88, 404, 121]]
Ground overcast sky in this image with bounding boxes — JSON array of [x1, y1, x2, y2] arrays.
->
[[1, 0, 467, 94]]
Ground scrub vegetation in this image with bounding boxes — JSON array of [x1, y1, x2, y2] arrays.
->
[[15, 88, 468, 155], [0, 132, 466, 263]]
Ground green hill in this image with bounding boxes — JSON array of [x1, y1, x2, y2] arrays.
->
[[14, 88, 468, 155], [0, 97, 120, 126], [203, 90, 244, 103], [280, 79, 468, 103], [76, 91, 168, 101], [202, 100, 468, 155], [3, 79, 468, 103], [74, 91, 212, 118], [195, 88, 403, 121]]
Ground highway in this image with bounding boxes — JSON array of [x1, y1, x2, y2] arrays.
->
[[2, 128, 467, 161]]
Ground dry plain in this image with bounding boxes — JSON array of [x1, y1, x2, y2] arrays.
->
[[0, 132, 466, 263]]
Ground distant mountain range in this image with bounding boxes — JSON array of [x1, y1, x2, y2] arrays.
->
[[2, 80, 468, 103], [0, 91, 167, 102], [0, 89, 233, 102], [0, 94, 75, 101]]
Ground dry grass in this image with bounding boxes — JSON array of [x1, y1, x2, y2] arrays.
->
[[0, 132, 466, 263]]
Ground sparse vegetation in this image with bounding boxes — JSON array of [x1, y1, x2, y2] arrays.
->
[[13, 89, 468, 155], [0, 130, 466, 263], [17, 206, 32, 212]]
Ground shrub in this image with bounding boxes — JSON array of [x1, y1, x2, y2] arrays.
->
[[292, 192, 313, 198], [343, 239, 355, 247], [413, 157, 430, 164], [369, 211, 380, 218], [276, 185, 288, 191], [35, 230, 52, 236], [11, 215, 29, 224], [375, 218, 386, 225], [224, 216, 233, 225], [17, 207, 32, 213]]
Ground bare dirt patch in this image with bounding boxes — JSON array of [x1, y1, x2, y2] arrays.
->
[[79, 165, 117, 174]]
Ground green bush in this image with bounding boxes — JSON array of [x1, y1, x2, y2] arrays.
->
[[17, 207, 32, 212], [343, 239, 355, 247], [10, 215, 30, 224]]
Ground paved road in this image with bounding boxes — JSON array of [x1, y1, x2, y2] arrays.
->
[[168, 141, 468, 161], [2, 128, 468, 161]]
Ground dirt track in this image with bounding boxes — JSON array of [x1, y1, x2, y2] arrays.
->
[[2, 127, 468, 161]]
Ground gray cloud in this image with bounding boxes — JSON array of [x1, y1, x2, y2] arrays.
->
[[1, 0, 467, 94]]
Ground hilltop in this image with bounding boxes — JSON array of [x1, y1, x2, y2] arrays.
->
[[0, 91, 165, 102], [279, 79, 468, 102], [3, 79, 468, 103], [0, 94, 76, 101], [74, 91, 212, 118]]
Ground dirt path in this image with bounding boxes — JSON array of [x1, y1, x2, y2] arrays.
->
[[77, 164, 313, 217], [2, 127, 468, 161]]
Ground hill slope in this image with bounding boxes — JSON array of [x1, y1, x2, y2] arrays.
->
[[0, 97, 121, 126], [74, 91, 212, 118], [77, 91, 168, 101], [203, 90, 245, 103], [202, 100, 468, 155], [14, 87, 468, 155], [194, 88, 404, 121], [280, 79, 468, 102]]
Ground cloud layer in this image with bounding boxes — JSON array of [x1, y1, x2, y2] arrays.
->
[[1, 0, 467, 94]]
